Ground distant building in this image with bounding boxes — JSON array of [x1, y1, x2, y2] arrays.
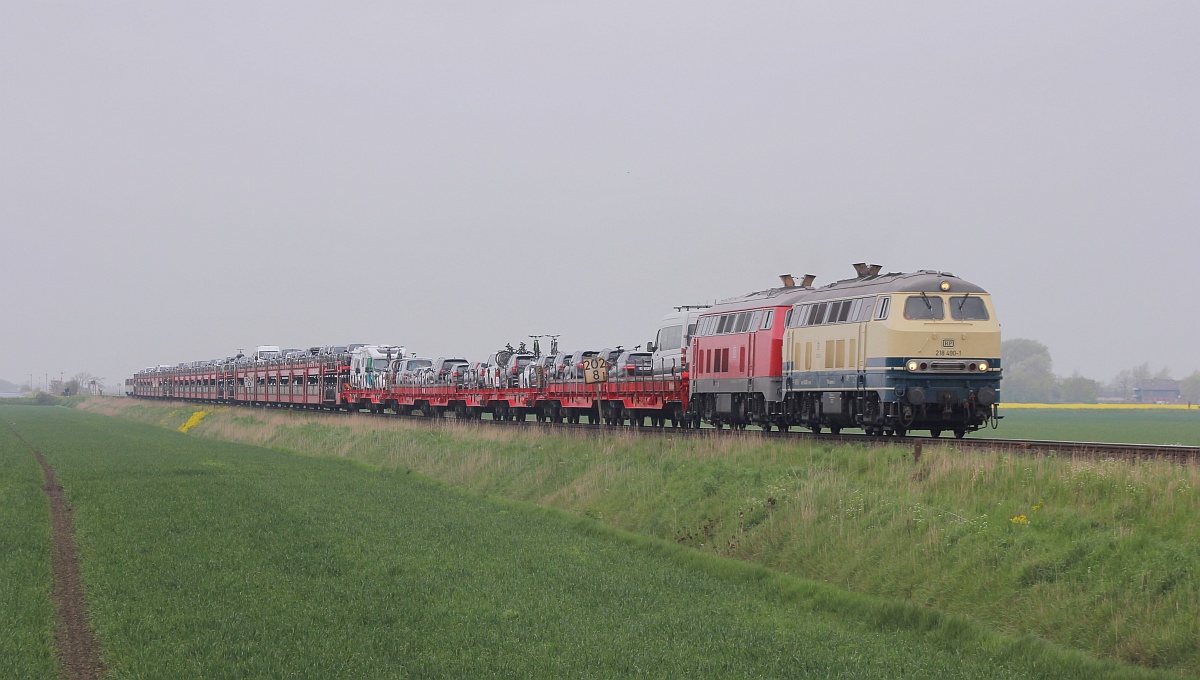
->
[[1133, 379, 1181, 404]]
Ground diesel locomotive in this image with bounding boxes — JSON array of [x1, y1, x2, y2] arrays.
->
[[688, 265, 1001, 437]]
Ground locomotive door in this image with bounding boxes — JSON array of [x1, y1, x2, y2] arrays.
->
[[856, 318, 869, 389], [746, 332, 755, 389]]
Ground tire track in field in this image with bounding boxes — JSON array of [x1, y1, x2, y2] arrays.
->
[[5, 422, 106, 680]]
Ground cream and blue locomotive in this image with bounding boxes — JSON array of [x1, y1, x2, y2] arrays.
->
[[781, 267, 1001, 437]]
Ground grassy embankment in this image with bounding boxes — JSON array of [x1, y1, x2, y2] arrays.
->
[[5, 405, 1152, 678], [0, 416, 58, 678], [81, 398, 1200, 674]]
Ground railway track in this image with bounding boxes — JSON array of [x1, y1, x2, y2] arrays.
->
[[340, 406, 1200, 464]]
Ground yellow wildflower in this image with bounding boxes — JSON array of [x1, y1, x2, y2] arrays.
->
[[179, 411, 208, 433]]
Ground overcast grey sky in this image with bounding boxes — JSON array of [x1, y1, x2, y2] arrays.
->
[[2, 2, 1197, 389]]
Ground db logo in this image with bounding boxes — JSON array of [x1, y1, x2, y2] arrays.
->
[[942, 339, 955, 348]]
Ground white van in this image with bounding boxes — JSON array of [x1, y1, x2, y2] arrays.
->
[[252, 345, 282, 362], [648, 306, 709, 375], [349, 345, 406, 389]]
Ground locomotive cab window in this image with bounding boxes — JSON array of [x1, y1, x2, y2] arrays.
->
[[734, 312, 752, 333], [836, 300, 852, 323], [875, 296, 890, 320], [760, 309, 774, 330], [811, 302, 828, 326], [904, 295, 945, 320], [950, 296, 989, 321]]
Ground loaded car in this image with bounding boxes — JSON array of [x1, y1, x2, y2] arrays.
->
[[520, 354, 563, 387], [597, 347, 625, 370], [610, 350, 653, 378], [550, 352, 573, 379], [394, 357, 434, 384], [563, 350, 601, 379], [429, 358, 470, 384], [485, 351, 535, 388]]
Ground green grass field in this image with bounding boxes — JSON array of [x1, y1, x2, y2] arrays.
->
[[77, 399, 1200, 675], [991, 407, 1200, 446], [4, 404, 1166, 678], [0, 418, 57, 678]]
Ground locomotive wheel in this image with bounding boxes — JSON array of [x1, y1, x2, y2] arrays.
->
[[829, 425, 841, 435], [930, 429, 942, 438], [894, 426, 907, 437], [810, 424, 821, 434], [954, 428, 967, 439]]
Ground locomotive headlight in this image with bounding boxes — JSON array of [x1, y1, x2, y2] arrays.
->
[[907, 360, 920, 372], [940, 281, 951, 291], [978, 361, 989, 372]]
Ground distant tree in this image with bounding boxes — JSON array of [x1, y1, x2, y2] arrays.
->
[[1001, 339, 1057, 403], [1153, 366, 1174, 380], [67, 372, 102, 396], [1109, 362, 1152, 401], [1059, 372, 1099, 404], [1182, 371, 1200, 404], [71, 371, 96, 386], [1001, 339, 1051, 367]]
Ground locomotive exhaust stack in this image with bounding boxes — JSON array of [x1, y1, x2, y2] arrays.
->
[[780, 274, 817, 288], [852, 263, 884, 278]]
